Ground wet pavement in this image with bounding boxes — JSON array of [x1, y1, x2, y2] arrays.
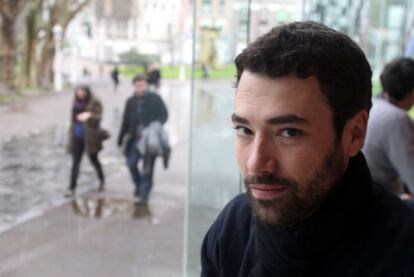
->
[[0, 79, 190, 276]]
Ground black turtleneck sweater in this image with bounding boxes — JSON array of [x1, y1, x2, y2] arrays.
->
[[201, 153, 414, 277]]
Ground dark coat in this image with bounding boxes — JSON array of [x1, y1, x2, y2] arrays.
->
[[68, 95, 103, 154], [147, 69, 161, 86], [117, 91, 168, 147], [201, 153, 414, 277]]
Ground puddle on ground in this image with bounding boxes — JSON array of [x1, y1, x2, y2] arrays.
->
[[70, 195, 159, 224]]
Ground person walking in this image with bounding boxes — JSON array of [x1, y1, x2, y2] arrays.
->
[[111, 66, 120, 92], [146, 63, 161, 93], [117, 74, 168, 203], [67, 85, 106, 197]]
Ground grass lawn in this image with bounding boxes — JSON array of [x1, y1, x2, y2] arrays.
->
[[119, 64, 236, 79]]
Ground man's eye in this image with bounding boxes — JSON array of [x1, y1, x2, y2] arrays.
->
[[234, 126, 253, 137], [280, 128, 300, 138]]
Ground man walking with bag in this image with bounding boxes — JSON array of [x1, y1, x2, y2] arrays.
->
[[118, 75, 168, 203]]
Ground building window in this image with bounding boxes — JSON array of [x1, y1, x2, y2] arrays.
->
[[108, 20, 128, 39], [219, 0, 226, 13], [202, 0, 211, 14], [239, 19, 248, 33]]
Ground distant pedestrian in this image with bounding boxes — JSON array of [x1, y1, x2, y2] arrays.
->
[[111, 66, 120, 92], [146, 63, 161, 93], [67, 86, 106, 197], [117, 74, 169, 203], [201, 63, 210, 79]]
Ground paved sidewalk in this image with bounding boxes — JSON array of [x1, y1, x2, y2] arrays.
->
[[0, 78, 190, 276]]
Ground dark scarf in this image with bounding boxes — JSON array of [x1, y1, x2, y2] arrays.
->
[[72, 99, 87, 123], [249, 153, 373, 276]]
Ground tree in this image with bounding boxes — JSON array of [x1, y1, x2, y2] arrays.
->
[[24, 0, 44, 86], [36, 0, 92, 86], [0, 0, 26, 90]]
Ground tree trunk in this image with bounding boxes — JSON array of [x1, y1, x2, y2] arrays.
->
[[38, 35, 55, 87], [1, 16, 17, 89], [36, 0, 92, 88], [24, 0, 44, 87]]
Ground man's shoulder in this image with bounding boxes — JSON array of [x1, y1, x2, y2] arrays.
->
[[126, 95, 136, 103], [208, 193, 253, 238], [218, 193, 251, 219], [372, 184, 414, 227], [371, 98, 408, 122], [145, 92, 163, 100], [202, 194, 254, 273], [368, 185, 414, 255]]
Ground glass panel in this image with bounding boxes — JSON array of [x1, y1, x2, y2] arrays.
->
[[302, 0, 413, 81], [184, 0, 250, 276], [186, 0, 414, 275], [185, 0, 300, 276]]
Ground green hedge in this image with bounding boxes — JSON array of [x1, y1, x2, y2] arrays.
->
[[119, 66, 145, 77], [372, 79, 381, 96], [119, 64, 236, 79]]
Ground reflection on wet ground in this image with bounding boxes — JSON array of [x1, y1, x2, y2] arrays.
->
[[0, 80, 191, 234], [0, 126, 70, 226], [0, 121, 124, 232], [70, 194, 159, 224]]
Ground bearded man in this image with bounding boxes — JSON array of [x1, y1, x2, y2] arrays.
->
[[201, 21, 414, 277]]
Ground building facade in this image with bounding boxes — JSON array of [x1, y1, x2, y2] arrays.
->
[[302, 0, 414, 77]]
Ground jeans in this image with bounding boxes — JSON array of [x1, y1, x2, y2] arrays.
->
[[70, 137, 104, 191], [125, 140, 156, 201]]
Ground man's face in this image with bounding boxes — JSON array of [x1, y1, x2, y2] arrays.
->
[[233, 71, 348, 227], [134, 80, 148, 96]]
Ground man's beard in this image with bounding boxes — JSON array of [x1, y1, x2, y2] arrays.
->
[[245, 147, 346, 227]]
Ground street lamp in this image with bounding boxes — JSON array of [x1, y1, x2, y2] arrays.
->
[[53, 24, 63, 93]]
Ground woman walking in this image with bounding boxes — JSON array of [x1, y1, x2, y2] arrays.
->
[[67, 86, 106, 197]]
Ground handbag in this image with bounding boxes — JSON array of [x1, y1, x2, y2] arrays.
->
[[98, 128, 110, 141]]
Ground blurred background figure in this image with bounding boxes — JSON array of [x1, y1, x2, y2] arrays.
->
[[146, 63, 161, 93], [67, 86, 106, 197], [363, 58, 414, 205], [117, 75, 168, 203], [201, 63, 210, 79], [111, 66, 120, 92]]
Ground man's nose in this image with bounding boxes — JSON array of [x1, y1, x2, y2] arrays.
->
[[246, 135, 278, 175]]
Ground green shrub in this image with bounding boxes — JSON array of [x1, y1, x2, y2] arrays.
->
[[119, 66, 145, 77], [410, 107, 414, 119], [372, 79, 381, 96], [160, 64, 236, 79]]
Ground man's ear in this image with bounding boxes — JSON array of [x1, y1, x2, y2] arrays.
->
[[342, 110, 368, 157]]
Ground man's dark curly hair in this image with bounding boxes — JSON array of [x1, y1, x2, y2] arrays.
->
[[380, 58, 414, 102], [235, 21, 372, 138]]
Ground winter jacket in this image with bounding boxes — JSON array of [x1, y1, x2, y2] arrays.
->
[[117, 92, 168, 148], [68, 95, 104, 154]]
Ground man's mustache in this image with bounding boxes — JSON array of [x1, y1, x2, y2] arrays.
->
[[244, 174, 298, 191]]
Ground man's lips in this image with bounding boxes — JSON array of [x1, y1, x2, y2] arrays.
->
[[249, 184, 288, 199]]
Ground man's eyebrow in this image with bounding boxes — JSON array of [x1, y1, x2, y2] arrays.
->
[[231, 113, 308, 125], [231, 113, 249, 124], [266, 114, 308, 125]]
